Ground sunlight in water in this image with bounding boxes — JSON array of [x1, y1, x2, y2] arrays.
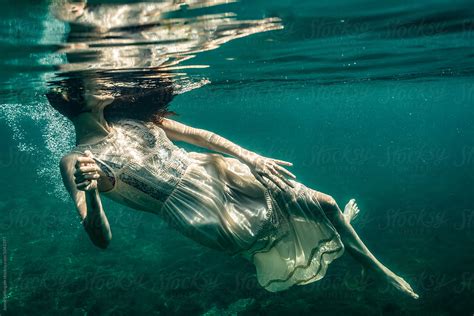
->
[[0, 0, 283, 196]]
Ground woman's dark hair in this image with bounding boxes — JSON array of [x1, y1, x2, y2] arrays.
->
[[46, 72, 177, 123], [104, 76, 176, 123], [46, 77, 87, 119]]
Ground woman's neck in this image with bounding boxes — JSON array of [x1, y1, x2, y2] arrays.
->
[[73, 111, 111, 146]]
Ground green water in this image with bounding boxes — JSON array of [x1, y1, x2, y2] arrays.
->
[[1, 0, 474, 315]]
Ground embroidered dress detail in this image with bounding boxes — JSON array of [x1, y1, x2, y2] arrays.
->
[[74, 119, 191, 204]]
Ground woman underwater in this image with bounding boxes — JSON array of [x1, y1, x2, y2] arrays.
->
[[47, 74, 419, 299]]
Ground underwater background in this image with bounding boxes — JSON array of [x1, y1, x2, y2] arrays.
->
[[1, 0, 473, 315]]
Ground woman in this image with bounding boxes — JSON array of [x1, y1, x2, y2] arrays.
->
[[47, 76, 419, 299]]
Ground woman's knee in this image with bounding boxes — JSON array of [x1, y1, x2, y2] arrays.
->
[[313, 191, 339, 212]]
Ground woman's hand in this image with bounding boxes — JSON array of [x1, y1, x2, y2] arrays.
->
[[247, 154, 296, 191], [74, 150, 101, 191]]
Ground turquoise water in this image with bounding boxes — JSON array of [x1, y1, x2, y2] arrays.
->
[[1, 0, 474, 315]]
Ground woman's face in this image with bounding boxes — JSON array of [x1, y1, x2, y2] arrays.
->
[[83, 78, 114, 111]]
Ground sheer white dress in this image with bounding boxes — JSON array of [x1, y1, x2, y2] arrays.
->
[[72, 119, 344, 292]]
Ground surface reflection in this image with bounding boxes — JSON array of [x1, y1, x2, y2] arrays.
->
[[48, 0, 282, 96]]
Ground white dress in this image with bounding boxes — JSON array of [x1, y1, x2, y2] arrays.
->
[[72, 119, 344, 292]]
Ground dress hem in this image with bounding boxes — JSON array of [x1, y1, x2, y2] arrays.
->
[[260, 235, 344, 291]]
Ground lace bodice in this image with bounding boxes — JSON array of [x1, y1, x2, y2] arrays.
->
[[73, 119, 191, 204]]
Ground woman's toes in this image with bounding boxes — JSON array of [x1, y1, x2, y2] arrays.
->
[[391, 276, 419, 299]]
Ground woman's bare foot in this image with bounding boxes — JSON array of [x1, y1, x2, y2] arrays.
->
[[343, 198, 360, 223], [386, 272, 419, 299]]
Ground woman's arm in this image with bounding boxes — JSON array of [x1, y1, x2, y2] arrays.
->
[[158, 118, 296, 190], [159, 118, 259, 163], [60, 151, 112, 249]]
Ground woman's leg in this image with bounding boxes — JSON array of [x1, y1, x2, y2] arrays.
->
[[313, 191, 419, 299]]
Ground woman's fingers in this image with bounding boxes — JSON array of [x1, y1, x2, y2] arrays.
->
[[263, 172, 287, 191], [75, 156, 95, 168], [280, 175, 295, 188], [77, 180, 97, 191], [255, 169, 294, 191], [271, 174, 288, 191], [76, 180, 91, 190], [252, 171, 268, 188], [75, 151, 95, 168], [84, 182, 97, 191], [274, 164, 296, 179], [271, 159, 293, 166], [252, 157, 295, 191], [74, 152, 101, 188], [73, 152, 100, 191], [77, 165, 100, 174], [268, 165, 295, 188], [274, 172, 294, 188], [75, 173, 100, 184]]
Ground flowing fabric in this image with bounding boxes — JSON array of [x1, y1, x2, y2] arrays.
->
[[73, 119, 344, 292]]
